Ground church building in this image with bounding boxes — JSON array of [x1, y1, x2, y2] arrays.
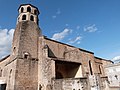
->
[[0, 4, 113, 90]]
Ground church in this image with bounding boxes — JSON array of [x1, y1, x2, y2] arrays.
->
[[0, 4, 113, 90]]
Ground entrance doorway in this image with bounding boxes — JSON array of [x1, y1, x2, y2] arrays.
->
[[0, 84, 6, 90]]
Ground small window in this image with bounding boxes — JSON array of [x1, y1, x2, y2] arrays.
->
[[22, 15, 26, 20], [115, 75, 118, 80], [24, 54, 29, 59], [39, 84, 42, 90], [0, 69, 2, 77], [27, 7, 31, 12], [24, 52, 29, 59], [13, 47, 16, 50], [0, 84, 6, 90], [9, 69, 12, 79], [99, 65, 102, 74], [30, 15, 34, 21], [10, 69, 12, 74], [21, 7, 24, 13], [13, 47, 16, 55], [34, 10, 37, 15], [89, 60, 93, 75]]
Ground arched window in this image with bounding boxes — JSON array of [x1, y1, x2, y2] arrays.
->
[[13, 47, 16, 55], [8, 69, 12, 87], [9, 69, 12, 77], [22, 15, 26, 20], [24, 52, 30, 59], [89, 61, 93, 75], [30, 15, 34, 21], [34, 10, 37, 15], [21, 7, 24, 13], [99, 65, 102, 74], [0, 69, 2, 77], [27, 7, 31, 12]]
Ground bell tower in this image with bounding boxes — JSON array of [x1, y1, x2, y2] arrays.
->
[[11, 4, 41, 60], [10, 4, 41, 90], [17, 4, 39, 24]]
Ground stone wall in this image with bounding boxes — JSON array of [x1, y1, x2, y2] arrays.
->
[[52, 78, 88, 90], [0, 56, 17, 90], [11, 21, 40, 59], [105, 63, 120, 89], [38, 37, 55, 90], [44, 37, 105, 77], [14, 58, 38, 90]]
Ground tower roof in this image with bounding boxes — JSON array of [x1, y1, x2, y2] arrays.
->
[[18, 4, 40, 14]]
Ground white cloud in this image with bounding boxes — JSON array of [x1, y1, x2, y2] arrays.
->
[[51, 28, 71, 41], [112, 56, 120, 61], [84, 24, 97, 32], [0, 29, 14, 59], [69, 36, 82, 44]]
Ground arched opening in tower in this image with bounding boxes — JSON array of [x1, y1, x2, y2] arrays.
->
[[30, 15, 34, 21], [22, 15, 26, 20], [21, 7, 24, 13], [27, 7, 31, 12]]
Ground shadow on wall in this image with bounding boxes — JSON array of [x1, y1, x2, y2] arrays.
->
[[55, 61, 81, 79]]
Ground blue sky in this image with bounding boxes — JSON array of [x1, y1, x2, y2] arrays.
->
[[0, 0, 120, 61]]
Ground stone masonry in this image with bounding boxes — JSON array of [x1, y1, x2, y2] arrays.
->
[[0, 4, 113, 90]]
